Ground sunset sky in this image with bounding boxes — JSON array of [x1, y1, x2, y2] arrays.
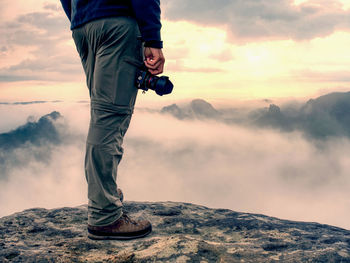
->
[[1, 0, 350, 103]]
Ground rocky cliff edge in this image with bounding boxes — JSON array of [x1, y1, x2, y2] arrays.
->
[[1, 201, 350, 262]]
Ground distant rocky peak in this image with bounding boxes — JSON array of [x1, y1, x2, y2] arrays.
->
[[161, 99, 221, 120], [160, 104, 186, 119], [268, 104, 281, 114], [190, 99, 219, 117]]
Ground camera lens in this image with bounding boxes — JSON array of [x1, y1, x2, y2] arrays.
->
[[136, 70, 173, 96], [155, 76, 173, 96]]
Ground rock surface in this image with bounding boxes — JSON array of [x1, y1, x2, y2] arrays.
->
[[1, 201, 350, 262]]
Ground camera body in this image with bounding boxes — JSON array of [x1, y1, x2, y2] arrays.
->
[[135, 69, 173, 96]]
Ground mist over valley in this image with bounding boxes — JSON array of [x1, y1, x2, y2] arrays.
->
[[1, 92, 350, 230]]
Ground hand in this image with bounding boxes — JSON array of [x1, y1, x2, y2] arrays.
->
[[144, 47, 165, 75]]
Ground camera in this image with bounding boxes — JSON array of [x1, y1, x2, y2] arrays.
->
[[136, 69, 173, 96]]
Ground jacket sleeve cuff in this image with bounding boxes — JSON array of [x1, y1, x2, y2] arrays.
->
[[141, 28, 163, 48], [144, 40, 163, 49]]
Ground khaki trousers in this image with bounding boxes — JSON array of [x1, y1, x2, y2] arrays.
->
[[72, 17, 142, 226]]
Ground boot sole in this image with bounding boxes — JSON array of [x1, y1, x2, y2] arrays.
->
[[87, 227, 152, 240]]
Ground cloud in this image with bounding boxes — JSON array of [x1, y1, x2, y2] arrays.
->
[[162, 0, 350, 42], [0, 4, 81, 82], [209, 47, 235, 62], [0, 75, 40, 82], [43, 3, 62, 12], [0, 107, 87, 181], [165, 60, 225, 73], [1, 98, 350, 230], [120, 109, 350, 229], [0, 102, 90, 214], [11, 100, 62, 105], [292, 69, 350, 82]]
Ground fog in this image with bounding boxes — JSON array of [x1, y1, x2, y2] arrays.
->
[[0, 98, 350, 230]]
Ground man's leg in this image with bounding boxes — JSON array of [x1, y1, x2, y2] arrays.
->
[[73, 17, 142, 226]]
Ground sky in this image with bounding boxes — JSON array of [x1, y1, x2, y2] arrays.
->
[[1, 0, 350, 102], [1, 0, 350, 230]]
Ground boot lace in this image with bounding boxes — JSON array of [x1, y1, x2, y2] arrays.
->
[[122, 213, 137, 225]]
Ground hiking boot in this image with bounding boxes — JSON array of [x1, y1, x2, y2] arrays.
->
[[87, 213, 152, 240], [117, 188, 124, 202]]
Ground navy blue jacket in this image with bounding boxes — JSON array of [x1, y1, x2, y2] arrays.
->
[[60, 0, 163, 48]]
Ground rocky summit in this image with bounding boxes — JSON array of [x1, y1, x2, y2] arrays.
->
[[1, 201, 350, 262]]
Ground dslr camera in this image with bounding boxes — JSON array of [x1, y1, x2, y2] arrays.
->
[[135, 68, 173, 96]]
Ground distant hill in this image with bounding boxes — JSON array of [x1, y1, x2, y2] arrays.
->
[[0, 111, 85, 180], [161, 92, 350, 139], [0, 111, 62, 150], [161, 99, 220, 120], [253, 91, 350, 138]]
